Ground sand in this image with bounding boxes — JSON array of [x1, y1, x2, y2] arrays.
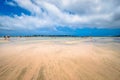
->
[[0, 37, 120, 80]]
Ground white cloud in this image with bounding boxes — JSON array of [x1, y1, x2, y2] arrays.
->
[[5, 1, 16, 6], [0, 14, 57, 30], [14, 0, 42, 15], [1, 0, 120, 30]]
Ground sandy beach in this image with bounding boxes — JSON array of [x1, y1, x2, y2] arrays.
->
[[0, 37, 120, 80]]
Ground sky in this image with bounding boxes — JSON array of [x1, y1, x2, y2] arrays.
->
[[0, 0, 120, 36]]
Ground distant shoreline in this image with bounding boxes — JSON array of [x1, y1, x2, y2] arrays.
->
[[0, 35, 120, 37]]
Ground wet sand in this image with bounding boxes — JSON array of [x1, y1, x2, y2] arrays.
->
[[0, 37, 120, 80]]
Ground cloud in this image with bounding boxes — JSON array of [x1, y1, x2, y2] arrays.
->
[[0, 14, 57, 30], [0, 0, 120, 30], [5, 1, 16, 6], [14, 0, 42, 15]]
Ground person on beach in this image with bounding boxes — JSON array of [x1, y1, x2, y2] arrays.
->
[[4, 35, 10, 40], [4, 36, 7, 40]]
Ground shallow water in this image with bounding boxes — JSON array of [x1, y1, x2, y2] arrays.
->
[[0, 37, 120, 44]]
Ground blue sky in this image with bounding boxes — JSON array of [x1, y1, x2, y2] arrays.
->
[[0, 0, 120, 36]]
